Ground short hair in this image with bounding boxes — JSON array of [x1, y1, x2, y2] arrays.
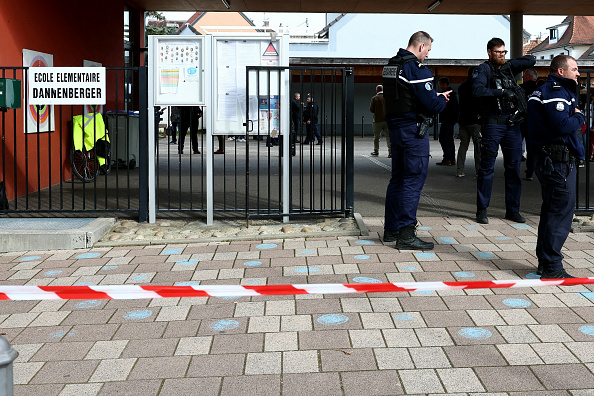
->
[[408, 31, 433, 48], [550, 55, 576, 74], [376, 85, 383, 92], [294, 92, 300, 98], [438, 77, 450, 85], [467, 66, 477, 79], [487, 37, 505, 51], [524, 68, 538, 80]]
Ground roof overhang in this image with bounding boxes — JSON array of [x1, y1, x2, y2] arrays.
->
[[137, 0, 594, 16]]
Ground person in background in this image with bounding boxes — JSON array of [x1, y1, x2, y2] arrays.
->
[[291, 92, 302, 155], [436, 77, 459, 166], [456, 66, 481, 178], [370, 84, 391, 158], [169, 106, 180, 145], [178, 106, 201, 155], [302, 94, 322, 145], [520, 69, 538, 180], [527, 54, 584, 278]]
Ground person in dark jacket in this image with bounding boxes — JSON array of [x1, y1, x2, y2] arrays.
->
[[520, 68, 538, 180], [456, 66, 482, 177], [178, 106, 201, 155], [381, 31, 450, 250], [527, 55, 584, 279], [436, 77, 459, 166], [290, 92, 302, 155], [302, 94, 322, 145], [472, 37, 535, 224]]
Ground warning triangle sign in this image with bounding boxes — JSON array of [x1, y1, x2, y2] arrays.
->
[[263, 41, 279, 57]]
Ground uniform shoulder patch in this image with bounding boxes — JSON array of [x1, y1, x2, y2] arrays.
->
[[530, 90, 542, 98], [425, 82, 433, 91], [556, 102, 565, 111]]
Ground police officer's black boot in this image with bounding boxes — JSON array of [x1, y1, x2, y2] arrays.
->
[[383, 229, 399, 243], [476, 209, 488, 224], [395, 224, 434, 250]]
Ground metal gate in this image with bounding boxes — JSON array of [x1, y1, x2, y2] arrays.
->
[[0, 66, 148, 220], [154, 66, 354, 221]]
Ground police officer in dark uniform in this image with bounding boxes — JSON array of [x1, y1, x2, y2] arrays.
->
[[527, 54, 584, 279], [473, 37, 536, 224], [382, 31, 450, 250]]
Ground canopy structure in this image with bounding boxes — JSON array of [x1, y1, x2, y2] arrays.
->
[[138, 0, 594, 16]]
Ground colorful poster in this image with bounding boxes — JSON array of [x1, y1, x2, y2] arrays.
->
[[259, 95, 279, 134], [23, 49, 55, 133], [160, 69, 180, 94]]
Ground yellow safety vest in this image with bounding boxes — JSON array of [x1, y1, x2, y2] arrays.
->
[[72, 113, 110, 166]]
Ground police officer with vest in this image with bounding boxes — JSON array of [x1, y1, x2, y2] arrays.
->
[[527, 55, 584, 279], [382, 31, 450, 250], [473, 37, 536, 224]]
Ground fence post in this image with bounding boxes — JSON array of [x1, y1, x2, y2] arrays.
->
[[361, 116, 365, 138], [345, 68, 355, 217], [138, 66, 148, 223], [0, 335, 18, 396]]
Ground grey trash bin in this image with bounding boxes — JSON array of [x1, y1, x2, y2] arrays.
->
[[106, 111, 139, 169]]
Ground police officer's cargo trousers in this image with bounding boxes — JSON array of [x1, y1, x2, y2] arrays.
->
[[477, 123, 522, 212], [535, 158, 576, 272], [385, 122, 429, 231]]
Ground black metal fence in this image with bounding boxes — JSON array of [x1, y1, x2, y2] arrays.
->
[[0, 66, 148, 220], [576, 70, 594, 213]]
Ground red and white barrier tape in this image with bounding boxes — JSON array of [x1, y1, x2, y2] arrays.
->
[[1, 278, 594, 300]]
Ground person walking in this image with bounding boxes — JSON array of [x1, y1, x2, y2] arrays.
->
[[302, 94, 322, 145], [369, 84, 391, 158]]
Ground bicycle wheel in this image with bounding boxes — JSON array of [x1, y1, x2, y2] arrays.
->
[[71, 146, 99, 182]]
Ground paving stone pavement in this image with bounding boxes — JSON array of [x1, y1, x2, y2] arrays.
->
[[2, 215, 594, 395]]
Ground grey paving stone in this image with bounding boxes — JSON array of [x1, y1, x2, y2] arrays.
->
[[97, 380, 162, 396], [421, 310, 474, 327], [283, 350, 319, 373], [496, 325, 540, 343], [382, 329, 420, 347], [399, 296, 449, 312], [374, 347, 414, 369], [59, 383, 103, 396], [29, 360, 99, 384], [265, 331, 298, 351], [349, 329, 385, 348], [113, 322, 167, 340], [399, 369, 444, 394], [281, 373, 343, 396], [531, 343, 580, 364], [30, 341, 93, 362], [245, 352, 282, 375], [13, 384, 64, 396], [127, 356, 191, 380], [121, 338, 178, 357], [437, 367, 486, 393], [299, 330, 351, 350], [564, 342, 594, 363], [532, 363, 594, 389], [409, 346, 451, 368], [444, 345, 507, 367], [160, 377, 222, 396], [186, 354, 245, 377], [527, 307, 586, 324], [341, 370, 404, 395], [359, 312, 394, 328], [415, 327, 455, 346], [496, 343, 544, 365], [210, 333, 264, 354], [475, 366, 544, 392], [528, 324, 574, 343], [320, 348, 377, 371], [89, 358, 136, 382]]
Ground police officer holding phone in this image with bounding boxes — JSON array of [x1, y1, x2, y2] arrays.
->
[[527, 55, 584, 279], [473, 37, 536, 224], [382, 31, 450, 250]]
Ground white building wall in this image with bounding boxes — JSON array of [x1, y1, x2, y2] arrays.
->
[[533, 45, 591, 60], [290, 13, 513, 60]]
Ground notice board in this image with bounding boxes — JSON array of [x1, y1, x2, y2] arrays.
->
[[152, 36, 205, 105], [212, 34, 288, 135]]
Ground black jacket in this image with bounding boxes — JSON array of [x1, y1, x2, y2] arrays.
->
[[303, 100, 319, 124], [439, 87, 458, 124]]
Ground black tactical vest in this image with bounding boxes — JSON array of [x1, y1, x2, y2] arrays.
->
[[383, 54, 419, 117]]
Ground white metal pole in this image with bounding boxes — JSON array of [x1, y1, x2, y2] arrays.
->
[[148, 35, 157, 223]]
